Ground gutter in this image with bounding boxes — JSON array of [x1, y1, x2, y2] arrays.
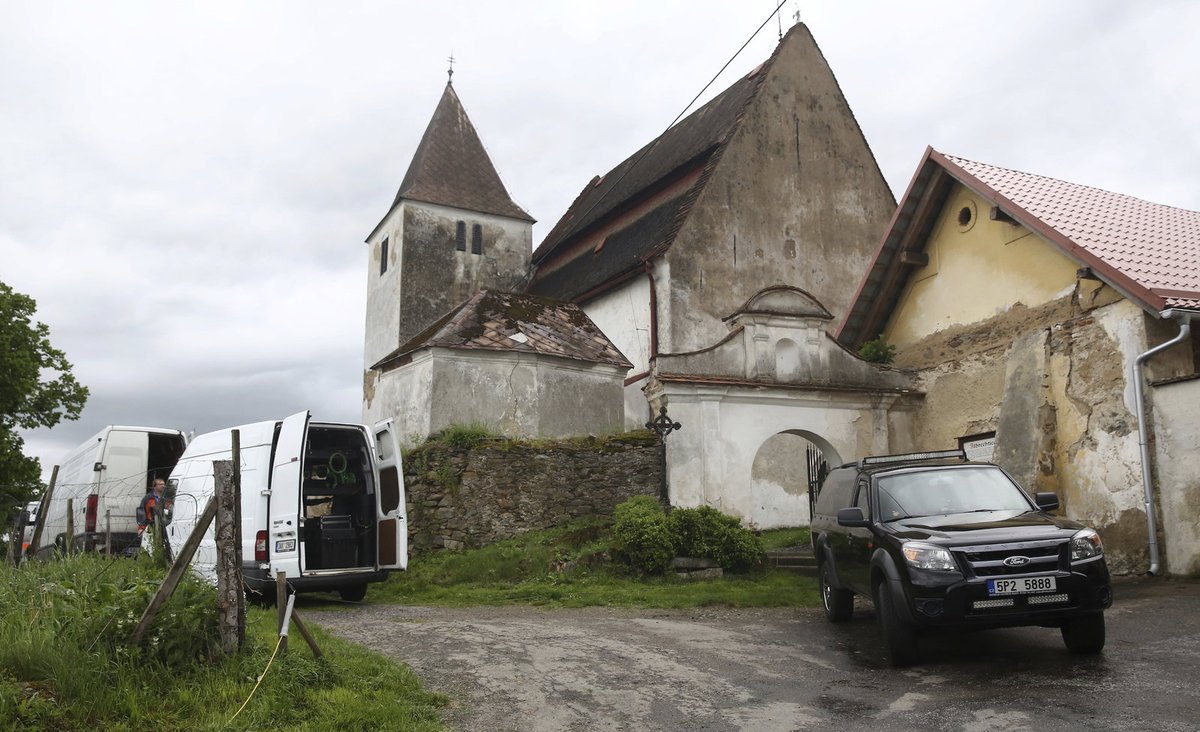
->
[[1131, 308, 1193, 576]]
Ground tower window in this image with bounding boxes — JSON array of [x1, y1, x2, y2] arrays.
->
[[455, 221, 466, 251], [380, 237, 389, 276], [471, 224, 482, 255]]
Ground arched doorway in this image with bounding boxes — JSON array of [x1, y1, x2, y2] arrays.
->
[[750, 430, 841, 529]]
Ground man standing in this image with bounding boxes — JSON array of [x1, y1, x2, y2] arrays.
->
[[137, 478, 169, 537]]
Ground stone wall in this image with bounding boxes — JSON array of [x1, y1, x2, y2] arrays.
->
[[402, 431, 663, 552]]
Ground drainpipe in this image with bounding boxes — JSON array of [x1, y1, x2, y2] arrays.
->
[[1132, 309, 1192, 576]]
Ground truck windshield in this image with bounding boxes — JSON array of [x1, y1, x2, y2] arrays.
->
[[876, 467, 1033, 521]]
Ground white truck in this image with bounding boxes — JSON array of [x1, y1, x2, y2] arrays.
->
[[37, 426, 188, 557], [164, 410, 407, 601]]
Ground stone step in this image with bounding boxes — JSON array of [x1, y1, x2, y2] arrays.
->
[[765, 547, 818, 575]]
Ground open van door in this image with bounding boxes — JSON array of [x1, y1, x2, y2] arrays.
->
[[373, 419, 408, 571], [269, 410, 310, 579]]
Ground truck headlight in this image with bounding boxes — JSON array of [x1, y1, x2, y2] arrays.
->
[[1070, 529, 1103, 561], [901, 542, 957, 571]]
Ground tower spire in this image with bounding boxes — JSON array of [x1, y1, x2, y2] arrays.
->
[[446, 52, 455, 84]]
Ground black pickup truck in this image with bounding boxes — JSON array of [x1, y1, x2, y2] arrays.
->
[[810, 449, 1112, 666]]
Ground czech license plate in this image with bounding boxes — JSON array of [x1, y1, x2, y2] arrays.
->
[[988, 576, 1056, 596]]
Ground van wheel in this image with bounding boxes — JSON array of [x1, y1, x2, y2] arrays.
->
[[875, 581, 919, 667], [819, 562, 854, 622], [338, 584, 367, 602], [1061, 613, 1105, 654]]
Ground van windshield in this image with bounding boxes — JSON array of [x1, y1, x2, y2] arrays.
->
[[876, 467, 1033, 521]]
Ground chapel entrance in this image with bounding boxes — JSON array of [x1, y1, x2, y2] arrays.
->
[[750, 430, 840, 528]]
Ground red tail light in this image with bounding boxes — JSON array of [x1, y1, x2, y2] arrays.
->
[[84, 494, 98, 533], [255, 530, 268, 561]]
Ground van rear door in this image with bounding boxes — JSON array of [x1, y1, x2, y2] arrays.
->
[[269, 410, 309, 579], [372, 420, 408, 571]]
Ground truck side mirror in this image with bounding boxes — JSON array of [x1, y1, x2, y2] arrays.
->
[[837, 507, 870, 527], [1035, 492, 1060, 512]]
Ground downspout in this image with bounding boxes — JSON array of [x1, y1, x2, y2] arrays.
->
[[1132, 308, 1192, 576], [644, 261, 659, 360]]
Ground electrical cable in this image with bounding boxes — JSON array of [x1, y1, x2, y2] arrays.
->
[[557, 0, 788, 247], [228, 634, 284, 726]]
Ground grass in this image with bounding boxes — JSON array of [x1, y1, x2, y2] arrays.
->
[[759, 526, 811, 551], [370, 521, 820, 609], [0, 554, 445, 730]]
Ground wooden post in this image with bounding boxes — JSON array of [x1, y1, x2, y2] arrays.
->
[[231, 430, 245, 648], [289, 609, 324, 659], [214, 459, 245, 654], [154, 496, 171, 566], [27, 466, 57, 559], [105, 509, 112, 557], [65, 498, 74, 555], [276, 571, 288, 654], [128, 497, 216, 645]]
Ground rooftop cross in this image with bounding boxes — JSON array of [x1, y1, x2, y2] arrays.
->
[[446, 52, 455, 84]]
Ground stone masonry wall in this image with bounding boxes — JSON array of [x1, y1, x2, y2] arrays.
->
[[403, 431, 663, 552]]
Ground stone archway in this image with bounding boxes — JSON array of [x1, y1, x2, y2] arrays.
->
[[750, 429, 842, 529]]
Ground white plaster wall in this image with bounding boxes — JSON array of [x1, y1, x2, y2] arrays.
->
[[364, 351, 433, 447], [582, 276, 653, 430], [364, 203, 405, 367], [1151, 377, 1200, 575], [661, 384, 894, 528]]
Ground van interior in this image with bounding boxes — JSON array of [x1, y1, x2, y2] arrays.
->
[[301, 425, 377, 571], [147, 433, 188, 488]]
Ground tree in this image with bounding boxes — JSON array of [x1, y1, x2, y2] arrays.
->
[[0, 281, 89, 519]]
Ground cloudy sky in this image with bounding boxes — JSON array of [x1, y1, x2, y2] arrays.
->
[[3, 1, 1198, 479]]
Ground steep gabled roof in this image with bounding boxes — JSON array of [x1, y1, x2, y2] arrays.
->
[[372, 289, 631, 372], [374, 83, 533, 236], [839, 147, 1200, 348], [526, 25, 816, 301]]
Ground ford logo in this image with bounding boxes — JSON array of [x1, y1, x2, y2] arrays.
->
[[1003, 556, 1031, 567]]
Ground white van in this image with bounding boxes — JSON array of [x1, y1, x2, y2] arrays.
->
[[38, 426, 188, 557], [165, 410, 407, 601]]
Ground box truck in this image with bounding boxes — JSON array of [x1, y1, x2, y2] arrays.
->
[[37, 426, 188, 557], [164, 410, 407, 601]]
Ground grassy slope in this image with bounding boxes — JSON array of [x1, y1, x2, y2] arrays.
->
[[371, 522, 819, 609], [0, 555, 445, 731]]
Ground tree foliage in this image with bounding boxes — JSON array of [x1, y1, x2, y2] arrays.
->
[[0, 281, 89, 516], [858, 335, 896, 364]]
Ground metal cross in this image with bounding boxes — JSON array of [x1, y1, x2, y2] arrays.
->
[[447, 52, 455, 83], [645, 406, 682, 439]]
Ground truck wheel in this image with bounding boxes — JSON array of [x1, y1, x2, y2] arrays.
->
[[819, 562, 854, 622], [1061, 613, 1105, 654], [339, 584, 367, 602], [876, 580, 919, 667]]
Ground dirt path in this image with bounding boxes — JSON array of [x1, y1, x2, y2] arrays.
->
[[304, 577, 1200, 731]]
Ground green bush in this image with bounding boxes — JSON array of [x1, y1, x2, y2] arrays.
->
[[610, 498, 765, 575], [858, 335, 896, 364], [611, 497, 674, 575], [667, 505, 765, 573]]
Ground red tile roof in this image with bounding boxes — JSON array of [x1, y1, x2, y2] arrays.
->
[[839, 147, 1200, 347], [373, 290, 631, 371], [943, 154, 1200, 311]]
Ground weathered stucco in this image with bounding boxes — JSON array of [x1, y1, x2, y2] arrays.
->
[[581, 275, 653, 429], [367, 349, 626, 448], [364, 200, 531, 367], [884, 184, 1085, 349], [1153, 377, 1200, 575], [898, 296, 1156, 573], [649, 289, 917, 529], [662, 24, 895, 354]]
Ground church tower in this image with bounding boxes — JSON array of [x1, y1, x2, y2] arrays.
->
[[364, 79, 534, 368]]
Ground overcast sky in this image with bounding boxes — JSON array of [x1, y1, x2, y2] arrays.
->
[[3, 1, 1198, 480]]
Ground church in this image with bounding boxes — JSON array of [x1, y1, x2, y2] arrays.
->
[[361, 23, 913, 530]]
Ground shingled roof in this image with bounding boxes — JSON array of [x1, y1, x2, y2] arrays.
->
[[372, 289, 631, 372], [526, 25, 808, 301], [377, 82, 533, 232], [838, 147, 1200, 347]]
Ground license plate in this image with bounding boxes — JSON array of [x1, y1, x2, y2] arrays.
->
[[988, 576, 1056, 596]]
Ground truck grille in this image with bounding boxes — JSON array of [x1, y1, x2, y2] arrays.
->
[[955, 539, 1065, 578]]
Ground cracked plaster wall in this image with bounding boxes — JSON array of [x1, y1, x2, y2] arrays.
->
[[903, 295, 1154, 574], [1152, 378, 1200, 575]]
